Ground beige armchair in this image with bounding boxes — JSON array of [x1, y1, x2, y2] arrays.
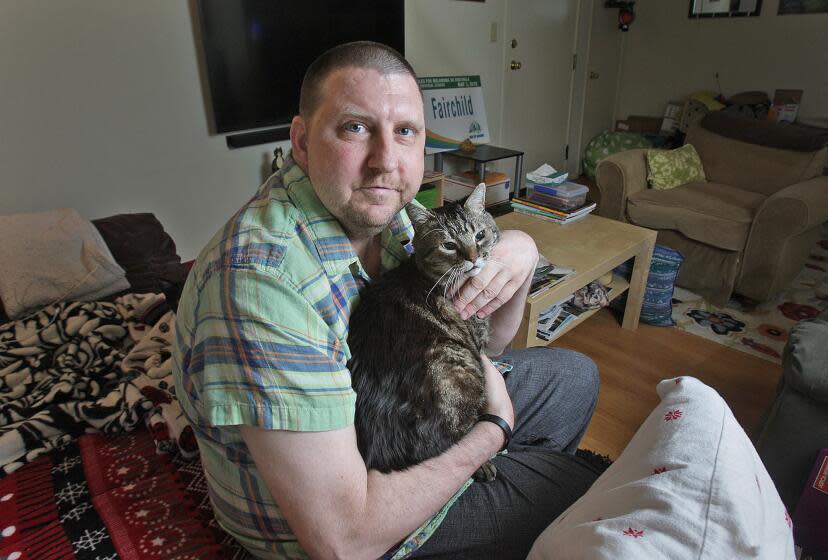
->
[[595, 115, 828, 305]]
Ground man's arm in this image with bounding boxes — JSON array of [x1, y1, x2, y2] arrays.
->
[[241, 356, 512, 560], [454, 229, 539, 355]]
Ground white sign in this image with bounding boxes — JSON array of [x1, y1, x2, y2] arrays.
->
[[418, 75, 490, 155]]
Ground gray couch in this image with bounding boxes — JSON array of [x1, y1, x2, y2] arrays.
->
[[754, 308, 828, 511]]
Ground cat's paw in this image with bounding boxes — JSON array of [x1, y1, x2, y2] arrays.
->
[[472, 460, 497, 482]]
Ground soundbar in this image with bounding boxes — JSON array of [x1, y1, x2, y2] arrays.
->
[[226, 126, 290, 149]]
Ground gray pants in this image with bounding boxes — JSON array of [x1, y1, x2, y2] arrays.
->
[[411, 347, 602, 559]]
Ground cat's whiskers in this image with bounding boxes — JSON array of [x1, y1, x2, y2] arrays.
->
[[443, 266, 463, 299], [426, 265, 457, 303], [445, 265, 465, 298]]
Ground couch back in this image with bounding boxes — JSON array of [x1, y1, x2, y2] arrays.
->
[[685, 125, 828, 196]]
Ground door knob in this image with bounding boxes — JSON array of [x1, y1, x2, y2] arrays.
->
[[510, 60, 522, 70], [589, 71, 600, 79]]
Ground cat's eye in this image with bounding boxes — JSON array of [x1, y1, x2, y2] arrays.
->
[[442, 241, 458, 251], [475, 230, 486, 241]]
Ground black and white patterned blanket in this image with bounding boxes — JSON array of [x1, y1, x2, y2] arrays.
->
[[0, 293, 194, 476]]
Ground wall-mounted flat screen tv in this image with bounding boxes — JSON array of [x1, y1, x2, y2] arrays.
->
[[197, 0, 405, 136]]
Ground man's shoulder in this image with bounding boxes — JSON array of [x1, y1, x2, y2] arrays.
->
[[196, 182, 323, 286]]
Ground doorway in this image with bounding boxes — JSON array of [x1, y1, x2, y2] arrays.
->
[[500, 0, 589, 179]]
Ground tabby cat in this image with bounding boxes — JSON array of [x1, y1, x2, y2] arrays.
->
[[347, 184, 502, 481]]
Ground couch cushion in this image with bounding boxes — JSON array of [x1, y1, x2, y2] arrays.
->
[[0, 208, 130, 319], [627, 182, 766, 251], [646, 144, 706, 190], [528, 377, 795, 560], [784, 308, 828, 403], [92, 213, 185, 295], [686, 125, 828, 195]]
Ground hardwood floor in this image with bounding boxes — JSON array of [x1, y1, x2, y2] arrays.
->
[[553, 308, 783, 459]]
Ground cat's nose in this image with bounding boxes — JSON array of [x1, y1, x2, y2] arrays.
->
[[465, 247, 479, 262]]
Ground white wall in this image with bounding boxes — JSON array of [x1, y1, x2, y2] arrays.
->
[[616, 0, 828, 120], [406, 0, 507, 143], [405, 0, 507, 173], [0, 1, 288, 260], [0, 0, 517, 260]]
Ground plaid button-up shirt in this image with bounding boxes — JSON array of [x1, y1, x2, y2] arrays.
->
[[172, 155, 471, 559]]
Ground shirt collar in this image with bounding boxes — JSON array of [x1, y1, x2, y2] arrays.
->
[[280, 153, 415, 279]]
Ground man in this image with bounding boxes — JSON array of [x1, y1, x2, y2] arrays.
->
[[173, 41, 600, 559]]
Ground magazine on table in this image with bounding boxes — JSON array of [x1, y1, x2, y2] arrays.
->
[[530, 254, 576, 296], [536, 295, 576, 340]]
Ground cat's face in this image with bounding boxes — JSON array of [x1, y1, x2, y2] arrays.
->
[[405, 183, 500, 288]]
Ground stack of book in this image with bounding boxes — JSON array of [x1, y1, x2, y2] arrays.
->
[[511, 195, 597, 225]]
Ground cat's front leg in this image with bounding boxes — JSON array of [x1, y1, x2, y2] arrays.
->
[[469, 315, 490, 353]]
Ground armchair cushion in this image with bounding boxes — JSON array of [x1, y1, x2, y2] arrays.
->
[[628, 182, 766, 251], [646, 144, 706, 190]]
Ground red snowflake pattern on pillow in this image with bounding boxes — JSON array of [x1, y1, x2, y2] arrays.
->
[[664, 409, 683, 421], [653, 467, 667, 474], [623, 528, 645, 538]]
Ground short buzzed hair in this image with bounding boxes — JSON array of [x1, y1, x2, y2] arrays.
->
[[299, 41, 419, 119]]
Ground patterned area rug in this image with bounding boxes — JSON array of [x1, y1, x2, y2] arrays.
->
[[0, 428, 252, 560], [671, 224, 828, 364]]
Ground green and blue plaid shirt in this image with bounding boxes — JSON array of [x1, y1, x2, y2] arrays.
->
[[172, 155, 471, 559]]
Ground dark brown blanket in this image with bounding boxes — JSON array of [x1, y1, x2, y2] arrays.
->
[[701, 112, 828, 152]]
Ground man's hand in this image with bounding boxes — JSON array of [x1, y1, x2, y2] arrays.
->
[[454, 230, 538, 321], [481, 355, 515, 433]]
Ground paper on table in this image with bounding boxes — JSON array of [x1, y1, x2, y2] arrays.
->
[[526, 164, 568, 185]]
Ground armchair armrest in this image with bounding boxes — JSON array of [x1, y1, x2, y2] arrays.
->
[[595, 149, 651, 222], [771, 175, 828, 230], [739, 176, 828, 299]]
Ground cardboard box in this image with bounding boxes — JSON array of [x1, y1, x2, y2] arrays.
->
[[444, 171, 511, 208], [615, 115, 664, 134]]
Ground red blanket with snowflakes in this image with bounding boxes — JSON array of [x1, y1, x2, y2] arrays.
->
[[0, 428, 251, 560]]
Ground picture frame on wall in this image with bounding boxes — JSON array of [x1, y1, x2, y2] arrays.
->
[[688, 0, 762, 18], [778, 0, 828, 14]]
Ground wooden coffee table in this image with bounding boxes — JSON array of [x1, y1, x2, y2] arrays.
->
[[494, 212, 657, 348]]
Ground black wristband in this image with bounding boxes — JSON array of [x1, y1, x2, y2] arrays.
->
[[478, 414, 512, 452]]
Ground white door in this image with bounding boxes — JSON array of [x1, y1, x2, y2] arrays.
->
[[501, 0, 580, 179]]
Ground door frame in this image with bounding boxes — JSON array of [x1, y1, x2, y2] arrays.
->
[[565, 0, 594, 176]]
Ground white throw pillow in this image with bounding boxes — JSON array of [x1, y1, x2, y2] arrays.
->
[[0, 208, 130, 319], [528, 377, 795, 559]]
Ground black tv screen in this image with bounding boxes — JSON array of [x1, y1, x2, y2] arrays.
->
[[197, 0, 405, 135]]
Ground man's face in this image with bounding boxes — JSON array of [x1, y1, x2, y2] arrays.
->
[[290, 67, 425, 239]]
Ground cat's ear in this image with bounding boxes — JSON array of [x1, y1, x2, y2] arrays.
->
[[464, 183, 487, 213], [405, 203, 433, 228]]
